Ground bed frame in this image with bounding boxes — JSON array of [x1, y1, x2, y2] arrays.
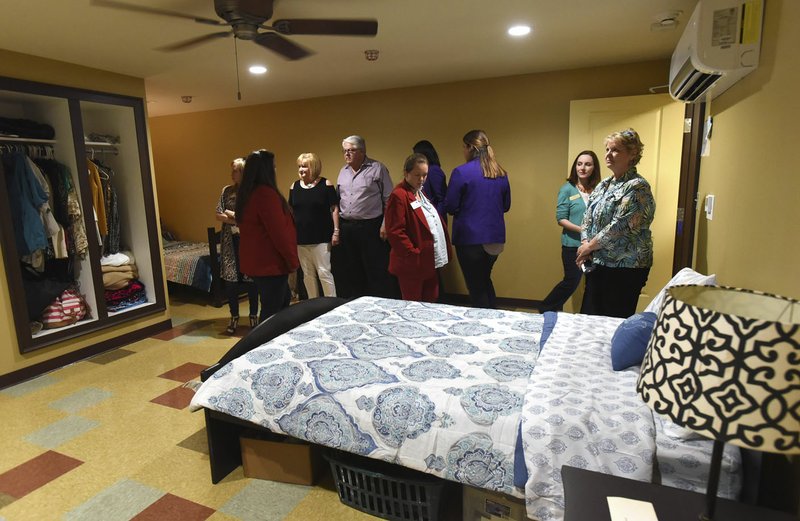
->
[[199, 297, 348, 482]]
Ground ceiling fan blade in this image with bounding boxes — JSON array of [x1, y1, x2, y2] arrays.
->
[[157, 32, 231, 52], [271, 19, 378, 36], [91, 0, 224, 26], [254, 32, 312, 60]]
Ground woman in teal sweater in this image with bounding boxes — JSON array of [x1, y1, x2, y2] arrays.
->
[[538, 150, 600, 311]]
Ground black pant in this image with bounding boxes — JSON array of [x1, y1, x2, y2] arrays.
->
[[539, 246, 582, 312], [252, 275, 291, 323], [580, 265, 650, 318], [331, 216, 397, 299], [456, 244, 499, 309], [224, 280, 258, 317]]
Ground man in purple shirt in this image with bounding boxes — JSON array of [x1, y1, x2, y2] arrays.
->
[[332, 135, 396, 298]]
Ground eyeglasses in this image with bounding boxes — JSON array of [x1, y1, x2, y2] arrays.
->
[[342, 148, 361, 155]]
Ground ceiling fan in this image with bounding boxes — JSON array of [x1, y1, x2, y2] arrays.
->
[[91, 0, 378, 60]]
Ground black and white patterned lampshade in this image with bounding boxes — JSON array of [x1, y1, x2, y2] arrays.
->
[[637, 285, 800, 454]]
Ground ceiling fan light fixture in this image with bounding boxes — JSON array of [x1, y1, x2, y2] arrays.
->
[[507, 25, 531, 37], [249, 65, 268, 74], [364, 49, 379, 61]]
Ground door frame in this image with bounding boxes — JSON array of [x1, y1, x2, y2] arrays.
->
[[672, 101, 706, 274]]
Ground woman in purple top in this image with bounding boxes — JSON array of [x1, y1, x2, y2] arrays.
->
[[413, 140, 447, 219], [445, 129, 511, 308]]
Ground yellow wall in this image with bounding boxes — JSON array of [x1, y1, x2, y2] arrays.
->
[[0, 49, 170, 379], [150, 59, 670, 304], [694, 0, 799, 300]]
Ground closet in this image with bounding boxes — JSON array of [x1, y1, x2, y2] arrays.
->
[[0, 75, 165, 354]]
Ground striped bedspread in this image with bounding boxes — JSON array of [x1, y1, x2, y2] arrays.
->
[[163, 240, 213, 291]]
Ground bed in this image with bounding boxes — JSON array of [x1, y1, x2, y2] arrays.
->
[[189, 294, 753, 521], [162, 226, 225, 306]]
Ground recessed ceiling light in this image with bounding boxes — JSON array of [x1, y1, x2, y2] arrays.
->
[[508, 25, 531, 37], [249, 65, 267, 74]]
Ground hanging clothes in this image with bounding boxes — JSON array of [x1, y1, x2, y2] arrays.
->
[[2, 152, 48, 255], [96, 161, 120, 255], [87, 159, 108, 238], [25, 157, 63, 255]]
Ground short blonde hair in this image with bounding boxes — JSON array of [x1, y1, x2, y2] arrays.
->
[[605, 128, 644, 167], [296, 152, 322, 180], [231, 157, 245, 171]]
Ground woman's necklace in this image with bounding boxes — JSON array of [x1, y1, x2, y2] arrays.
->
[[300, 178, 319, 189]]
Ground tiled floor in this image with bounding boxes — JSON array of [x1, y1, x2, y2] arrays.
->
[[0, 291, 383, 521]]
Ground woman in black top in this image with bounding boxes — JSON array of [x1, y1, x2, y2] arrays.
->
[[288, 153, 340, 298]]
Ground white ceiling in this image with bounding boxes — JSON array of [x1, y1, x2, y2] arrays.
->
[[1, 1, 698, 117]]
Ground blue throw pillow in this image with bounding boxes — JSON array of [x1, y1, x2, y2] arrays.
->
[[610, 312, 658, 371]]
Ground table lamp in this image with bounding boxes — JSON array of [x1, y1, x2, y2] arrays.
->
[[636, 285, 799, 520]]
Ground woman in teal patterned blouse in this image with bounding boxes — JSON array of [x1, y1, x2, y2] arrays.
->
[[576, 128, 655, 318]]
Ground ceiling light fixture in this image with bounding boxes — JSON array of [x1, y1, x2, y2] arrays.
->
[[364, 49, 379, 61], [508, 25, 531, 37], [249, 65, 267, 74]]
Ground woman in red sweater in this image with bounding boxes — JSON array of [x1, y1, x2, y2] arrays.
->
[[235, 150, 299, 323]]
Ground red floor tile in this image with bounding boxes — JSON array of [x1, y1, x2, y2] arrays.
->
[[131, 493, 215, 521], [0, 451, 82, 499], [150, 386, 196, 410], [158, 362, 208, 383]]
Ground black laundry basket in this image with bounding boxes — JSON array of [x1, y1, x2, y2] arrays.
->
[[326, 450, 447, 521]]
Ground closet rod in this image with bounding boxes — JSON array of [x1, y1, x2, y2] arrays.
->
[[85, 146, 119, 158], [0, 139, 55, 159]]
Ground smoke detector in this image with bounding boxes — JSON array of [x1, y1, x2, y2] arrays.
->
[[651, 10, 682, 32]]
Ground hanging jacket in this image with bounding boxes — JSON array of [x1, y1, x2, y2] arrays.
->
[[5, 152, 48, 255]]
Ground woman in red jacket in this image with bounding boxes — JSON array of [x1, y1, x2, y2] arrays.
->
[[385, 153, 450, 302], [235, 150, 299, 323]]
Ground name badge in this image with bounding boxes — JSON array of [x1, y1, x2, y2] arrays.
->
[[569, 194, 581, 201], [410, 200, 422, 209]]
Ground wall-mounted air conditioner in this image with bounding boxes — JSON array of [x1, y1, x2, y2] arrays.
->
[[669, 0, 764, 103]]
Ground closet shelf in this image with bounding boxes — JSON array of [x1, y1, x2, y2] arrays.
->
[[0, 136, 57, 144]]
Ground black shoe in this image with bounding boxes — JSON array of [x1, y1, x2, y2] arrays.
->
[[249, 315, 258, 328], [225, 316, 239, 335]]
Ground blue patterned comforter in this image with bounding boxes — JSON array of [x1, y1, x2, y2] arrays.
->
[[190, 297, 545, 496]]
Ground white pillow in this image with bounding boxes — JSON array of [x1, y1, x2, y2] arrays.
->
[[644, 267, 716, 314]]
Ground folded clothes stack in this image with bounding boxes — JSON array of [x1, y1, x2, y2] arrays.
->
[[101, 251, 147, 311], [105, 280, 147, 312]]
